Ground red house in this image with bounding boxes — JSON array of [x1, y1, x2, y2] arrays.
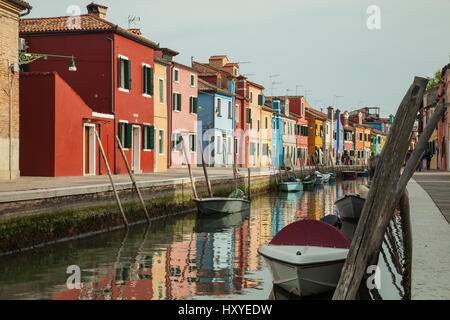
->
[[19, 3, 159, 176]]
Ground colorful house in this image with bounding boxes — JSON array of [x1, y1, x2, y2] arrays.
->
[[169, 61, 198, 168], [20, 3, 158, 176], [260, 105, 273, 167], [153, 56, 171, 172], [305, 107, 327, 164], [268, 98, 283, 168], [235, 93, 250, 167], [197, 79, 234, 167], [334, 109, 345, 165]]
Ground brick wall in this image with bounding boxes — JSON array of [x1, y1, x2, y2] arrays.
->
[[0, 1, 23, 180]]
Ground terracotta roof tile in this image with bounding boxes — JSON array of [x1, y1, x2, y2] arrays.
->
[[20, 14, 158, 48]]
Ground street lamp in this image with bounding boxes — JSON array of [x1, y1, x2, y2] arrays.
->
[[19, 52, 77, 72]]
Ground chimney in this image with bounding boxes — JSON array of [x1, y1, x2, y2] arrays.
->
[[128, 28, 142, 36], [327, 106, 334, 121], [87, 3, 108, 19]]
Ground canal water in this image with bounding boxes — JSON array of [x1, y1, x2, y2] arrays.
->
[[0, 178, 409, 300]]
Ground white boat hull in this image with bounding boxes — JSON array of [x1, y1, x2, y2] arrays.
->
[[262, 256, 346, 297]]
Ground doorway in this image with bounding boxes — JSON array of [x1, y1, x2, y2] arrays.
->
[[84, 124, 95, 175], [132, 126, 141, 173]]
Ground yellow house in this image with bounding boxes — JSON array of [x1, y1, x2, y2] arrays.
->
[[305, 108, 327, 162], [260, 105, 273, 167], [153, 57, 170, 172], [381, 134, 386, 151]]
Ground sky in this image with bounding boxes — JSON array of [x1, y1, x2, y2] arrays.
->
[[25, 0, 450, 117]]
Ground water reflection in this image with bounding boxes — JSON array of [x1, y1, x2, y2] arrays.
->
[[0, 178, 408, 300]]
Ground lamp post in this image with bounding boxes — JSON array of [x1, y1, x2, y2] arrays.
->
[[19, 52, 77, 71]]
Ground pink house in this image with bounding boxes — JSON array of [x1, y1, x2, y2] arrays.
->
[[169, 61, 198, 168]]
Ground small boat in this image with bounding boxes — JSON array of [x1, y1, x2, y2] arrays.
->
[[328, 171, 337, 180], [259, 220, 351, 297], [321, 173, 331, 183], [279, 180, 303, 192], [335, 193, 366, 220], [302, 174, 317, 186], [194, 190, 251, 214], [315, 171, 324, 184], [357, 170, 369, 177], [342, 171, 357, 180]]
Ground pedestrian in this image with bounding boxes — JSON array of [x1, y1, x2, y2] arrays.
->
[[426, 151, 432, 170]]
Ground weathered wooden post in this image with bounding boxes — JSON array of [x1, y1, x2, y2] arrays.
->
[[116, 136, 151, 223], [333, 77, 432, 300], [95, 130, 128, 229], [180, 136, 198, 199]]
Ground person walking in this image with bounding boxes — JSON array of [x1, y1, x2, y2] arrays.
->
[[426, 151, 432, 170]]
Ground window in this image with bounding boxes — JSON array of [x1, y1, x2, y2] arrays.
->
[[315, 124, 318, 136], [172, 133, 182, 151], [143, 125, 155, 150], [174, 69, 179, 82], [249, 91, 253, 104], [189, 96, 198, 114], [262, 144, 269, 156], [301, 102, 304, 115], [159, 79, 164, 103], [189, 134, 196, 152], [257, 120, 260, 132], [246, 108, 252, 124], [118, 56, 131, 91], [173, 93, 181, 111], [216, 99, 222, 117], [258, 94, 263, 106], [118, 122, 132, 148], [142, 64, 153, 96], [190, 74, 195, 87], [359, 133, 363, 141], [228, 101, 232, 119], [234, 69, 237, 76], [159, 130, 164, 155], [235, 105, 240, 122], [217, 78, 221, 88], [235, 138, 239, 154], [265, 116, 268, 129]]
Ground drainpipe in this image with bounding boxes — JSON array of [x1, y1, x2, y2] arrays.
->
[[106, 33, 116, 174]]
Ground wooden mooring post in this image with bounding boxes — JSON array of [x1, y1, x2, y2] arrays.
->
[[94, 131, 129, 229], [181, 136, 198, 199], [333, 77, 448, 300], [115, 136, 150, 223]]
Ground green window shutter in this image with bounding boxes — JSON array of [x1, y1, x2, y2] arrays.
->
[[142, 126, 147, 149], [177, 93, 182, 111], [149, 126, 155, 150], [125, 123, 132, 148], [118, 57, 122, 88], [118, 123, 124, 145], [149, 68, 154, 96], [173, 93, 177, 110], [194, 97, 198, 114], [125, 59, 131, 90], [258, 95, 263, 106]]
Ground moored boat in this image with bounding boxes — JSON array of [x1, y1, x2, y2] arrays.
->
[[335, 193, 366, 220], [279, 180, 303, 192], [357, 170, 369, 177], [328, 171, 337, 180], [342, 171, 357, 180], [194, 197, 251, 215], [302, 174, 317, 186], [258, 220, 351, 297]]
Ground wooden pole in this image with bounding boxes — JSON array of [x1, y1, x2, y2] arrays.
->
[[333, 76, 429, 300], [180, 136, 198, 199], [200, 143, 213, 197], [115, 136, 150, 223], [247, 167, 251, 200], [95, 130, 128, 229]]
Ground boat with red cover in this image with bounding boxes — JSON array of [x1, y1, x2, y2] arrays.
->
[[258, 220, 351, 297], [342, 171, 357, 180]]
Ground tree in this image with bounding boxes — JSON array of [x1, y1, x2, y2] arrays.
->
[[426, 70, 442, 90]]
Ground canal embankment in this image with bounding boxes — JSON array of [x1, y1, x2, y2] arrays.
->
[[407, 176, 450, 300], [0, 165, 366, 256]]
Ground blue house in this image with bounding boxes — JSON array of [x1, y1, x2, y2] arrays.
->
[[197, 79, 234, 167], [334, 109, 345, 164], [267, 98, 283, 168]]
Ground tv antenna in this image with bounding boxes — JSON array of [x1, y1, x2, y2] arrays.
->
[[128, 15, 141, 29], [296, 84, 303, 96]]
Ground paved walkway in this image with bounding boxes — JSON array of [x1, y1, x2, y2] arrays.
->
[[407, 175, 450, 299], [413, 170, 450, 224]]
